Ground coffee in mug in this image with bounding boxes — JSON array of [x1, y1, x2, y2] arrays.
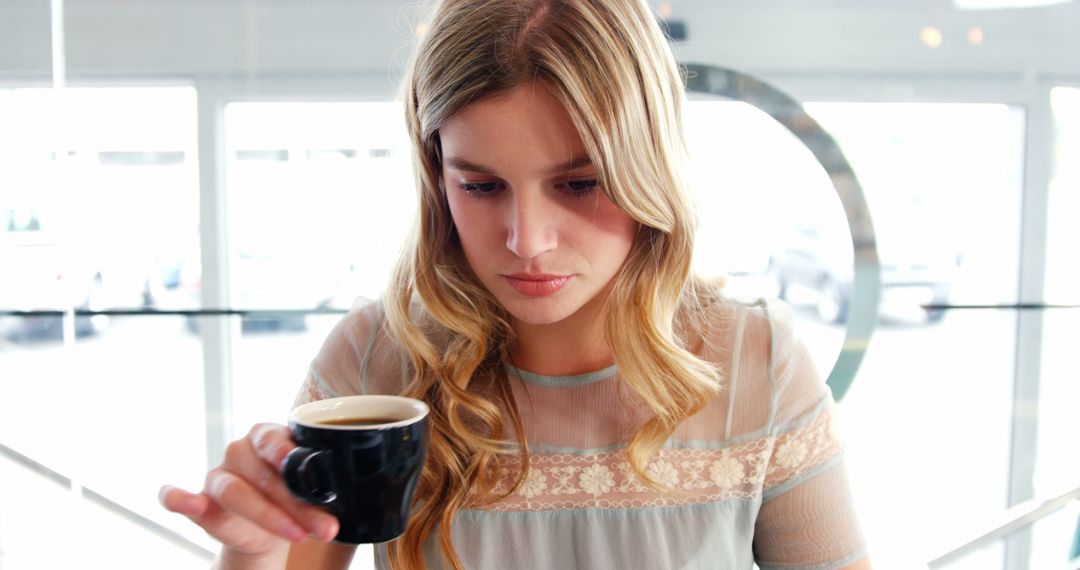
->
[[283, 395, 429, 544]]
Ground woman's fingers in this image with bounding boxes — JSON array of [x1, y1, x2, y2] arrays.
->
[[204, 469, 311, 543], [160, 422, 339, 554], [249, 423, 295, 468], [160, 483, 288, 552], [241, 424, 340, 541], [196, 501, 285, 553], [159, 485, 207, 518]]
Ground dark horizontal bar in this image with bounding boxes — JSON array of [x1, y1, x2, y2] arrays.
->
[[0, 308, 350, 317], [2, 304, 1078, 318], [922, 303, 1080, 310], [0, 441, 215, 562], [2, 303, 1078, 319]]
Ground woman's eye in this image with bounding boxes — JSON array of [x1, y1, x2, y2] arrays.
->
[[458, 179, 597, 198], [560, 179, 599, 197], [460, 181, 501, 196]]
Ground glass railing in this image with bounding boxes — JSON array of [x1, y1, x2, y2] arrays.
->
[[927, 482, 1080, 570]]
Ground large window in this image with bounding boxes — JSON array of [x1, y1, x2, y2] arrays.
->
[[1031, 86, 1080, 570], [685, 99, 1027, 568], [221, 102, 416, 438], [0, 87, 212, 563], [1, 2, 1077, 569]]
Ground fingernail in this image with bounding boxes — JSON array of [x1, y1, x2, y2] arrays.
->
[[319, 517, 339, 542], [282, 522, 307, 543]]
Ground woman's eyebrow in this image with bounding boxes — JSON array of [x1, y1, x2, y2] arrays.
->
[[444, 157, 496, 174], [544, 155, 593, 175], [443, 154, 593, 176]]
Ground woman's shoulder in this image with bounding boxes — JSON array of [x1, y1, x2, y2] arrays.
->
[[717, 295, 805, 381], [681, 283, 793, 358], [320, 296, 386, 365], [686, 290, 833, 436], [306, 296, 414, 398], [341, 294, 384, 332], [684, 287, 813, 396], [723, 296, 832, 432]]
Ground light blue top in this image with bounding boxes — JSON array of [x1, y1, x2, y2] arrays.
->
[[299, 297, 867, 570]]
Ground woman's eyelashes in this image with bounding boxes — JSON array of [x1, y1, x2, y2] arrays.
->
[[459, 181, 501, 196], [559, 179, 599, 197], [458, 179, 599, 199]]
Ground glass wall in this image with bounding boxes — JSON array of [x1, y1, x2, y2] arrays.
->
[[221, 102, 415, 437], [0, 86, 211, 563], [799, 102, 1025, 568], [0, 1, 1077, 569], [1032, 86, 1080, 570], [683, 95, 1029, 568]]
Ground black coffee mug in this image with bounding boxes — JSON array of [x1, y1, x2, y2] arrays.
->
[[283, 395, 429, 544]]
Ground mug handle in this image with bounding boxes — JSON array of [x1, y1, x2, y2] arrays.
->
[[282, 447, 338, 505]]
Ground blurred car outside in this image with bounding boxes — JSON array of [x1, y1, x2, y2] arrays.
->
[[769, 202, 959, 325], [0, 206, 161, 341], [174, 244, 341, 334]]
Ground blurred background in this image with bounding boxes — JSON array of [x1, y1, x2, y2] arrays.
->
[[0, 0, 1077, 568]]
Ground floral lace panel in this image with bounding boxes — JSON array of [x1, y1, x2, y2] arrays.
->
[[763, 402, 844, 492], [478, 406, 843, 512]]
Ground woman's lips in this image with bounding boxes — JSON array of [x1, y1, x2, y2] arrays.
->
[[503, 274, 573, 297]]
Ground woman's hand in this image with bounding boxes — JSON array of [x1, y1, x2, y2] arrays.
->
[[159, 423, 339, 559]]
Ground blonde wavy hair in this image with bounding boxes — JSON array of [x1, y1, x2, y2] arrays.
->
[[384, 0, 721, 567]]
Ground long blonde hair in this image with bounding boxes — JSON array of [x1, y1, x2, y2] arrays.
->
[[384, 0, 721, 567]]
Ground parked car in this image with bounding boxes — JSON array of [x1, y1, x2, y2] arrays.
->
[[0, 206, 158, 340], [177, 247, 339, 334], [769, 220, 957, 325]]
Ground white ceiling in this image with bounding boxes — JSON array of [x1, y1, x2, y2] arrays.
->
[[0, 0, 1078, 88]]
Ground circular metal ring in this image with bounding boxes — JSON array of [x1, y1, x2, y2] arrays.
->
[[683, 63, 881, 401]]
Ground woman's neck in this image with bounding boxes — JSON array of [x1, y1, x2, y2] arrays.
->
[[508, 299, 615, 377]]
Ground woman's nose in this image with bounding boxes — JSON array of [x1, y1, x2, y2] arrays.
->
[[505, 191, 557, 259]]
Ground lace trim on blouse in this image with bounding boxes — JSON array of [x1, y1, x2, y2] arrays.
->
[[479, 401, 843, 512]]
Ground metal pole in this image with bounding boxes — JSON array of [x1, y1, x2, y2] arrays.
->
[[197, 81, 236, 470], [1004, 83, 1055, 570]]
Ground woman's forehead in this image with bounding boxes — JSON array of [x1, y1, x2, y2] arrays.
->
[[440, 83, 591, 174], [444, 83, 571, 133]]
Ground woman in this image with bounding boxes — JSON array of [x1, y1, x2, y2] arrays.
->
[[161, 0, 870, 568]]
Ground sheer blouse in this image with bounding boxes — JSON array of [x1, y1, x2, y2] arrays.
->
[[294, 296, 867, 570]]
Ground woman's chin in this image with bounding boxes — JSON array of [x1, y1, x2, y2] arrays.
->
[[501, 299, 581, 328]]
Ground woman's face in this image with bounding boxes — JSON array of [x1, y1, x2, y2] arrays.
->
[[440, 82, 638, 329]]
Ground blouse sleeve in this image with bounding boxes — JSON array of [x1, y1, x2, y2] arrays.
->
[[292, 298, 408, 408], [752, 300, 868, 570]]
